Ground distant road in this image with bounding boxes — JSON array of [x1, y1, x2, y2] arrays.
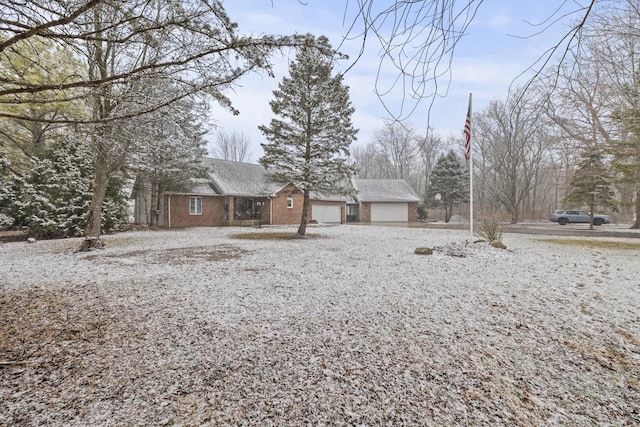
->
[[503, 223, 640, 239], [413, 222, 640, 239]]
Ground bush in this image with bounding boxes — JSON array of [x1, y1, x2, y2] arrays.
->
[[0, 213, 14, 230], [475, 212, 503, 242]]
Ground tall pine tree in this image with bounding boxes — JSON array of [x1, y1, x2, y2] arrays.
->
[[259, 35, 358, 237], [426, 150, 468, 223], [611, 97, 640, 229], [565, 150, 616, 230]]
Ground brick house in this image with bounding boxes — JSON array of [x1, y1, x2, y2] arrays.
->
[[132, 158, 347, 227], [132, 158, 421, 227]]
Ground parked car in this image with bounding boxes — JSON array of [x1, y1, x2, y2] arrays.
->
[[550, 210, 610, 226]]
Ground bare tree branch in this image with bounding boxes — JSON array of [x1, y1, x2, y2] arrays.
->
[[337, 0, 598, 124]]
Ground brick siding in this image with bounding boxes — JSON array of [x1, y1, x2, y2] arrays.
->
[[163, 194, 226, 228], [271, 185, 305, 225]]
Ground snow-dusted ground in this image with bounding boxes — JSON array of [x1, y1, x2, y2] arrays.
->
[[1, 225, 639, 426]]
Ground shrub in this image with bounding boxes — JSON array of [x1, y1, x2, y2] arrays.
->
[[475, 212, 503, 242], [0, 213, 14, 230]]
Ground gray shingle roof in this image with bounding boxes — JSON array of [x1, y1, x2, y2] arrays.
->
[[179, 159, 416, 203], [352, 179, 421, 202], [203, 158, 282, 196]]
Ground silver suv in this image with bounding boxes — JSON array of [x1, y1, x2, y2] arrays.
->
[[550, 210, 610, 226]]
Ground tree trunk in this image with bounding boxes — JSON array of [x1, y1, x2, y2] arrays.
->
[[297, 189, 310, 237], [510, 209, 518, 224], [444, 201, 452, 223], [632, 193, 640, 229], [150, 180, 159, 227], [80, 141, 108, 251]]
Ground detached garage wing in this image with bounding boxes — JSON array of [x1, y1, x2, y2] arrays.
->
[[352, 179, 421, 223]]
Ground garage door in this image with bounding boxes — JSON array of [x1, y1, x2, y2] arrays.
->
[[371, 203, 408, 222], [312, 205, 341, 223]]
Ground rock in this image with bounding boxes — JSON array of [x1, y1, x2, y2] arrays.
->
[[27, 237, 36, 243], [414, 247, 433, 255], [490, 240, 507, 250]]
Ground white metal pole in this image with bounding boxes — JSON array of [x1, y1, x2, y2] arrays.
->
[[468, 93, 474, 236]]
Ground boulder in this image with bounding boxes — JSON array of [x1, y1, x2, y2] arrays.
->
[[490, 240, 507, 250], [414, 247, 433, 255]]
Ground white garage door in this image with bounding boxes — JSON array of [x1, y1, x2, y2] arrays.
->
[[371, 203, 408, 222], [312, 205, 341, 223]]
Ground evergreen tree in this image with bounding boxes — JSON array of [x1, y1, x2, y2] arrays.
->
[[426, 150, 468, 223], [0, 35, 84, 172], [611, 100, 640, 229], [8, 136, 126, 239], [126, 87, 209, 227], [565, 150, 616, 230], [0, 155, 16, 230], [259, 35, 358, 237]]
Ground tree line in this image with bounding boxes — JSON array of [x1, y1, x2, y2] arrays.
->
[[2, 0, 636, 244], [0, 0, 313, 246], [354, 1, 640, 228]]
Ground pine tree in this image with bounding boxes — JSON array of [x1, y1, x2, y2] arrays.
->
[[426, 150, 468, 223], [126, 87, 209, 227], [9, 136, 127, 239], [259, 35, 358, 237], [611, 101, 640, 229], [0, 155, 16, 230], [565, 150, 616, 230]]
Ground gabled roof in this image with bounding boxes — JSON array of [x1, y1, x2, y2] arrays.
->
[[352, 179, 421, 202], [180, 159, 416, 203], [188, 178, 220, 196], [202, 158, 282, 197], [202, 158, 350, 201]]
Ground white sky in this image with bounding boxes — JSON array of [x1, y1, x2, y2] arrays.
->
[[209, 0, 585, 162]]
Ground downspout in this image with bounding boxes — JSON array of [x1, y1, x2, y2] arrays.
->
[[268, 196, 273, 225]]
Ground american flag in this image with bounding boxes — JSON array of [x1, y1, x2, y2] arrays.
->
[[463, 99, 471, 162]]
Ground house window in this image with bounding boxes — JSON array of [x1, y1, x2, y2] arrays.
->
[[287, 195, 294, 209], [190, 196, 202, 215]]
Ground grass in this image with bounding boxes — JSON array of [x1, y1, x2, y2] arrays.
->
[[540, 238, 640, 250], [231, 231, 320, 240]]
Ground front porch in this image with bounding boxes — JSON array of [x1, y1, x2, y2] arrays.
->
[[225, 196, 269, 226]]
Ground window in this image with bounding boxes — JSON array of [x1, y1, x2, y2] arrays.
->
[[190, 196, 202, 215], [287, 195, 294, 209]]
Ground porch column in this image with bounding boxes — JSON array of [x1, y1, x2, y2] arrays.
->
[[227, 196, 234, 225]]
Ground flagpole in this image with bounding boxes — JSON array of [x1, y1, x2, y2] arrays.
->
[[463, 93, 473, 236], [468, 93, 473, 236]]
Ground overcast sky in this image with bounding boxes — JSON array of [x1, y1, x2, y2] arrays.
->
[[209, 0, 585, 162]]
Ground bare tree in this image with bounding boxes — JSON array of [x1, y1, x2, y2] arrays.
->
[[211, 130, 252, 162], [339, 1, 598, 122], [352, 121, 442, 198], [1, 1, 310, 249], [373, 121, 418, 180], [353, 121, 418, 178], [416, 129, 443, 198], [473, 90, 550, 223], [543, 1, 640, 227]]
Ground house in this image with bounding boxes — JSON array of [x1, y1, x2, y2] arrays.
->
[[132, 158, 347, 227], [349, 179, 421, 223], [131, 158, 421, 227]]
